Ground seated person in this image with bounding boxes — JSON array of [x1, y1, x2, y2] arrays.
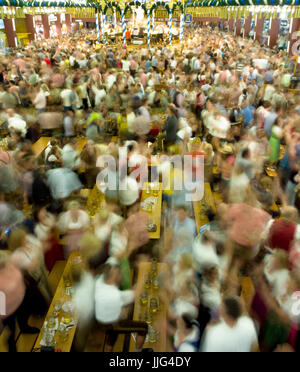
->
[[95, 264, 148, 352]]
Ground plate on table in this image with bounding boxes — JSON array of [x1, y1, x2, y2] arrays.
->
[[142, 196, 158, 211]]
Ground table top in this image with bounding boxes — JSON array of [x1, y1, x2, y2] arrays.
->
[[279, 145, 286, 161], [34, 251, 81, 353], [129, 261, 168, 352], [77, 138, 87, 154], [32, 137, 51, 157], [193, 183, 216, 233], [265, 166, 278, 178], [140, 182, 163, 240]]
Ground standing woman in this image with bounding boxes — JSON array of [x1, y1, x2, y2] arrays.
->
[[80, 140, 99, 189], [58, 201, 90, 259], [8, 228, 52, 308], [34, 206, 64, 272]]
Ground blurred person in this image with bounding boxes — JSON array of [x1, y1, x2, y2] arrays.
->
[[58, 201, 90, 258], [201, 297, 258, 352], [95, 264, 148, 352]]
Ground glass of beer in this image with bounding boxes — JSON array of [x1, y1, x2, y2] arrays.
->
[[150, 298, 159, 314], [140, 291, 148, 306]]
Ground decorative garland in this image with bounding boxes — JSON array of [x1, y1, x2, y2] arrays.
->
[[0, 0, 298, 8], [0, 0, 299, 20]]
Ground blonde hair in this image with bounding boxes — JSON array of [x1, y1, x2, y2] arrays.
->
[[78, 232, 102, 261]]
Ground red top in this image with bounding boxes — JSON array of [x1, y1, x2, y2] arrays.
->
[[268, 220, 296, 253]]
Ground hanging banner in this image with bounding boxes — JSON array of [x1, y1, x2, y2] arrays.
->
[[184, 14, 192, 23]]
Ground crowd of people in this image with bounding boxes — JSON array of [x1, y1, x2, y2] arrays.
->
[[0, 22, 300, 353]]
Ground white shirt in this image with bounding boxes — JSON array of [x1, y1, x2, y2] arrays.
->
[[62, 144, 80, 170], [253, 58, 269, 70], [170, 60, 177, 69], [61, 89, 73, 107], [94, 212, 123, 243], [92, 86, 106, 107], [122, 60, 131, 72], [200, 279, 222, 312], [95, 276, 135, 324], [58, 210, 90, 233], [194, 59, 201, 71], [193, 235, 219, 274], [229, 172, 250, 203], [69, 56, 75, 67], [172, 298, 199, 319], [127, 112, 136, 134], [174, 325, 200, 352], [33, 90, 47, 110], [106, 74, 116, 91], [208, 115, 230, 139], [8, 116, 27, 137], [201, 316, 258, 352], [263, 84, 276, 102], [73, 272, 95, 327]]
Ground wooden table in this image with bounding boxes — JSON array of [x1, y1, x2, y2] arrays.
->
[[265, 166, 278, 178], [77, 138, 87, 154], [33, 251, 81, 352], [193, 183, 216, 233], [129, 262, 167, 352], [140, 183, 163, 240], [279, 145, 286, 161], [32, 137, 51, 157]]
